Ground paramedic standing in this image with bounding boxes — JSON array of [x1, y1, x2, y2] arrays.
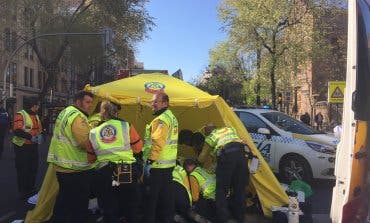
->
[[47, 91, 94, 223], [87, 101, 143, 223], [203, 125, 248, 223], [12, 98, 42, 199], [143, 92, 179, 223]]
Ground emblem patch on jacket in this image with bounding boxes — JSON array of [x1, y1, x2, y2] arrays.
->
[[100, 125, 117, 143]]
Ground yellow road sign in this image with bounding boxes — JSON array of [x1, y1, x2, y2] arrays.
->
[[328, 81, 345, 103]]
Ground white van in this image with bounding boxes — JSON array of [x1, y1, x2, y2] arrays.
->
[[234, 108, 339, 182], [330, 0, 370, 222]]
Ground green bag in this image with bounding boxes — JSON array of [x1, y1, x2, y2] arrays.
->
[[288, 180, 313, 198]]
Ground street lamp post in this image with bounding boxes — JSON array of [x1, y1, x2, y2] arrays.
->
[[2, 29, 113, 107]]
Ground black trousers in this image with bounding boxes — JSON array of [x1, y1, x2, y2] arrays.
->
[[116, 180, 141, 223], [50, 169, 92, 223], [143, 167, 174, 223], [95, 165, 120, 223], [116, 162, 142, 223], [193, 198, 217, 222], [0, 128, 6, 158], [216, 148, 248, 223], [173, 181, 191, 219], [14, 143, 38, 198]]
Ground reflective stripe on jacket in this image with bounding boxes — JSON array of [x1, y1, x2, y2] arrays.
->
[[190, 167, 216, 200], [205, 127, 241, 155], [90, 119, 135, 164], [47, 106, 92, 171], [144, 109, 178, 168], [12, 110, 41, 146]]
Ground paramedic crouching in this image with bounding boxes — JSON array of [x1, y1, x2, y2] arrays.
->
[[203, 124, 249, 223]]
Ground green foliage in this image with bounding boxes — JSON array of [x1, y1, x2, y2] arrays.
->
[[211, 0, 345, 108], [196, 65, 246, 106]]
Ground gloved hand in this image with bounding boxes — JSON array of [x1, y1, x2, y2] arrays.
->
[[144, 163, 151, 178], [144, 159, 153, 178], [37, 135, 43, 144], [31, 136, 38, 143]]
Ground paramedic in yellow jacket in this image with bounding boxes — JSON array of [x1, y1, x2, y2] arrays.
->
[[143, 92, 179, 223], [183, 158, 216, 222], [47, 91, 94, 223], [87, 100, 143, 223], [204, 125, 248, 223]]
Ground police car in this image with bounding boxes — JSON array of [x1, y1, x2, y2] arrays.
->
[[234, 108, 339, 182]]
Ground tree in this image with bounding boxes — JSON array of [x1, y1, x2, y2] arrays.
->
[[218, 0, 344, 109], [196, 65, 245, 106], [7, 0, 154, 101]]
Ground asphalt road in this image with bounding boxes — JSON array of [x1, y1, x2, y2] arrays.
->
[[0, 134, 334, 223]]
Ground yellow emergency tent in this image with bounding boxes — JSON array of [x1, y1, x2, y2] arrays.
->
[[84, 73, 288, 217]]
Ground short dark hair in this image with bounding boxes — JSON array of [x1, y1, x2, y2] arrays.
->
[[183, 158, 198, 168], [179, 129, 193, 145], [25, 97, 40, 109], [73, 91, 94, 102], [191, 132, 205, 150]]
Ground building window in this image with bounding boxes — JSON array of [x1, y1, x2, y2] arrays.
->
[[24, 67, 29, 86], [38, 71, 43, 89], [11, 31, 17, 51], [24, 45, 33, 60], [4, 28, 11, 51], [61, 78, 68, 93], [29, 68, 34, 88]]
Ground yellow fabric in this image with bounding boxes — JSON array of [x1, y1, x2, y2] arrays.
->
[[25, 164, 58, 223], [84, 73, 289, 217]]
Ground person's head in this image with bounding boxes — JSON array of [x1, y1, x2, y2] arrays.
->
[[100, 100, 121, 120], [26, 98, 40, 113], [151, 92, 169, 112], [179, 129, 194, 146], [73, 91, 94, 113], [203, 123, 216, 136], [191, 132, 205, 151], [183, 158, 198, 174]]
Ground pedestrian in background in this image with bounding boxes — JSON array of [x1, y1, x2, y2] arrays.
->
[[0, 101, 10, 159], [12, 98, 42, 200], [47, 91, 94, 223], [143, 92, 179, 223], [87, 100, 143, 223], [300, 112, 311, 125], [314, 112, 324, 130]]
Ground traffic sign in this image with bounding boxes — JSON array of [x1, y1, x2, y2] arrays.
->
[[328, 81, 345, 103]]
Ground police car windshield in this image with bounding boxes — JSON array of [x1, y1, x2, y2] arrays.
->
[[261, 112, 321, 135]]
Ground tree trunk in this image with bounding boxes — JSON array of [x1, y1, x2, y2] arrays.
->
[[270, 56, 277, 109], [255, 48, 261, 105]]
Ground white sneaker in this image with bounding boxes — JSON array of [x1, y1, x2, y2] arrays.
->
[[27, 193, 38, 205], [11, 220, 24, 223]]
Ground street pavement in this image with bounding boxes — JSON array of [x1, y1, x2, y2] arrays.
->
[[0, 133, 333, 223]]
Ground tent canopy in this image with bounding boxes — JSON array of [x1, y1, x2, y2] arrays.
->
[[84, 73, 288, 217]]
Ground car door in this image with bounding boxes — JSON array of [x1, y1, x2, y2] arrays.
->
[[236, 111, 277, 169]]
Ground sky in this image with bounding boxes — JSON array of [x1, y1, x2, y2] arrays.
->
[[136, 0, 227, 82]]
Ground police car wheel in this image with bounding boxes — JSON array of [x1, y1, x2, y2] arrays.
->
[[279, 154, 312, 183]]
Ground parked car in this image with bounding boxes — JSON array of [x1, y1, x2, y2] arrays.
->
[[234, 108, 339, 182]]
